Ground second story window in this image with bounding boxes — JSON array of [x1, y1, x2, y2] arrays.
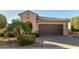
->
[[27, 13, 30, 19], [27, 17, 29, 19], [27, 13, 29, 15]]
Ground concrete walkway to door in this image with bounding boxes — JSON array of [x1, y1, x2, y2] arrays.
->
[[38, 36, 79, 49]]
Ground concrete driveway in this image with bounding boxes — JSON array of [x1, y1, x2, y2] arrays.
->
[[38, 36, 79, 49]]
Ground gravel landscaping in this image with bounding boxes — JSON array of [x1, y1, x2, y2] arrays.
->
[[0, 36, 79, 49], [0, 37, 41, 48], [0, 37, 66, 49]]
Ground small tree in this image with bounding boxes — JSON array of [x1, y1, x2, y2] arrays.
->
[[70, 17, 74, 29], [4, 19, 36, 46], [5, 19, 32, 39], [70, 16, 79, 31], [73, 17, 79, 30], [0, 14, 7, 32]]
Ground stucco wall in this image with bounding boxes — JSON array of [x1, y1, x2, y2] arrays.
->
[[68, 22, 71, 30], [19, 11, 38, 32]]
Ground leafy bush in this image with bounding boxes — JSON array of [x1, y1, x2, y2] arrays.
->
[[4, 19, 32, 39], [0, 33, 4, 37], [4, 29, 15, 37], [0, 32, 15, 37], [70, 16, 79, 31], [72, 29, 79, 32], [6, 33, 15, 37], [18, 35, 36, 46], [32, 31, 40, 37], [0, 14, 7, 29]]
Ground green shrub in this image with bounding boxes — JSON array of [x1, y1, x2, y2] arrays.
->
[[0, 33, 4, 37], [0, 14, 7, 29], [70, 16, 79, 30], [32, 31, 40, 37], [0, 32, 15, 37], [72, 28, 79, 32], [4, 32, 15, 37], [18, 35, 36, 46], [7, 33, 15, 37]]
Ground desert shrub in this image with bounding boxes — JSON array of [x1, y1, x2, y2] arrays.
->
[[72, 29, 79, 32], [18, 35, 36, 46], [70, 16, 79, 31], [32, 31, 40, 37], [6, 33, 15, 37], [0, 33, 4, 37], [5, 19, 32, 39], [4, 30, 15, 37], [0, 14, 7, 29]]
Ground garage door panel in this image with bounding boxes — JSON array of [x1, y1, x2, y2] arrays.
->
[[39, 24, 63, 35]]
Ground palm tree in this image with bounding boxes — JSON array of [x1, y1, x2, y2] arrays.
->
[[5, 19, 32, 39]]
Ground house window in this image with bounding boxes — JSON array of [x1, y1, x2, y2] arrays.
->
[[27, 13, 29, 15], [27, 13, 29, 19], [65, 24, 68, 28], [27, 17, 29, 19]]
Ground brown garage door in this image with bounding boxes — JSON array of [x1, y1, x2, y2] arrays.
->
[[39, 24, 63, 35]]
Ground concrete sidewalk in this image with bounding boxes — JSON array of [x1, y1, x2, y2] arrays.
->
[[43, 40, 79, 48]]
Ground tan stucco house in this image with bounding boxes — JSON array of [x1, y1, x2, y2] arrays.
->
[[19, 10, 69, 36]]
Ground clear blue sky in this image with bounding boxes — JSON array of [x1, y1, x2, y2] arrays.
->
[[0, 10, 79, 23]]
